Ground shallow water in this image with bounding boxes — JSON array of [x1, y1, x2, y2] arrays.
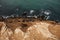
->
[[0, 0, 60, 21]]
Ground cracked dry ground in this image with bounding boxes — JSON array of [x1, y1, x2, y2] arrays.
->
[[0, 18, 60, 40]]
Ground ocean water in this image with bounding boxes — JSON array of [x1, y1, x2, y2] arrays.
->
[[0, 0, 60, 21]]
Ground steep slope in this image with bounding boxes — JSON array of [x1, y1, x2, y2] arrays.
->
[[0, 18, 60, 40]]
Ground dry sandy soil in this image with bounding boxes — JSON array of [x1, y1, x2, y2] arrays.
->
[[0, 17, 60, 40]]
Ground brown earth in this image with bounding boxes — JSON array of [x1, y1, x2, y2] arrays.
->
[[0, 17, 60, 40]]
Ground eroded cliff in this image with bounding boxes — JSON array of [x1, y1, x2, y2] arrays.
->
[[0, 17, 60, 40]]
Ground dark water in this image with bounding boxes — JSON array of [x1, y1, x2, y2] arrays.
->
[[0, 0, 60, 21]]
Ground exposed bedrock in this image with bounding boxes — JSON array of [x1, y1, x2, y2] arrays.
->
[[0, 18, 60, 40]]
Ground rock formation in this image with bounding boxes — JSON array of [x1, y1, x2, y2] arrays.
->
[[0, 17, 60, 40]]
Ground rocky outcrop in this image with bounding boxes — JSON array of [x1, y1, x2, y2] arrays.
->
[[0, 18, 60, 40]]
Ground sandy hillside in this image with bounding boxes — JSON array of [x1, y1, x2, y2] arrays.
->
[[0, 17, 60, 40]]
